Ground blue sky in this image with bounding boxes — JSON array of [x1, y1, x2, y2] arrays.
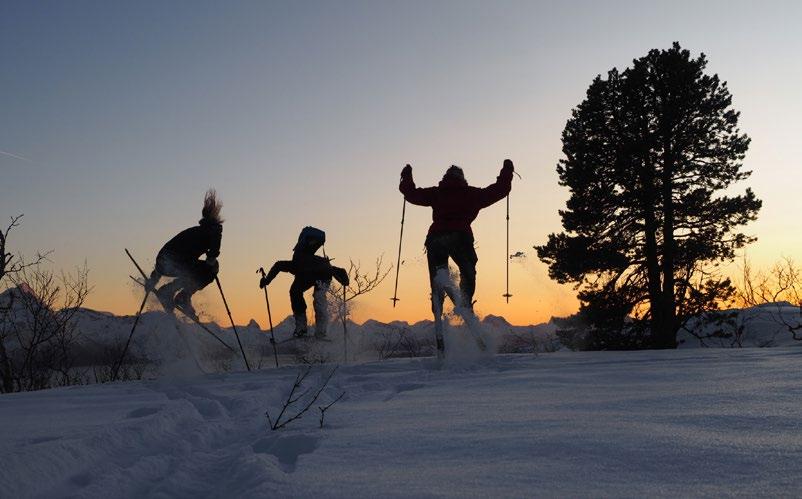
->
[[2, 1, 800, 324]]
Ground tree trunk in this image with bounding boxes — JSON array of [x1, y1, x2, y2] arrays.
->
[[657, 139, 678, 349], [639, 156, 665, 347]]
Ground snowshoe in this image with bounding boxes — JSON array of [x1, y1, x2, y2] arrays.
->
[[174, 291, 198, 321], [175, 303, 198, 322], [293, 314, 308, 338], [154, 286, 175, 313]]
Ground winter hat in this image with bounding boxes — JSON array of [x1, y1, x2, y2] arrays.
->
[[444, 165, 465, 180]]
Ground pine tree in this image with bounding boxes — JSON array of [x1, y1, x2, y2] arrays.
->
[[536, 43, 761, 349]]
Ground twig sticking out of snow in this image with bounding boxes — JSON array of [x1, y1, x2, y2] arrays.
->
[[265, 365, 341, 430], [318, 391, 345, 428]]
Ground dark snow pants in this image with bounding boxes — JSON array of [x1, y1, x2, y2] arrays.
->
[[290, 274, 331, 323], [154, 252, 218, 298], [425, 231, 477, 312]]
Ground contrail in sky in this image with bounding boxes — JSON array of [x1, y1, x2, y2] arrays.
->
[[0, 149, 33, 163]]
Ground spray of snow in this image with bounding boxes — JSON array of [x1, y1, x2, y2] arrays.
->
[[312, 280, 330, 336], [432, 268, 496, 366], [136, 312, 208, 378]]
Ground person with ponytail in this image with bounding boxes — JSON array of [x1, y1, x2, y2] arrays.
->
[[146, 189, 224, 319]]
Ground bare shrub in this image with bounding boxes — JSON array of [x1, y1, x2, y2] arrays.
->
[[498, 327, 561, 354], [90, 340, 148, 383], [327, 256, 392, 324], [1, 260, 91, 392], [374, 325, 422, 360], [325, 256, 391, 362], [736, 256, 802, 342], [265, 365, 343, 430]]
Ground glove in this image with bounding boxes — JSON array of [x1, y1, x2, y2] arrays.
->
[[333, 267, 349, 286], [502, 159, 514, 174], [259, 275, 272, 289], [401, 164, 412, 180], [206, 257, 219, 273]]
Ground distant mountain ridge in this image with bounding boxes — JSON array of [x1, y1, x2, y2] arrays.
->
[[5, 284, 802, 353]]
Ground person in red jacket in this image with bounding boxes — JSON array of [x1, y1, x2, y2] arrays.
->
[[399, 160, 514, 351]]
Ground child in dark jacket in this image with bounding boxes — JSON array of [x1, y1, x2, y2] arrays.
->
[[260, 227, 349, 338]]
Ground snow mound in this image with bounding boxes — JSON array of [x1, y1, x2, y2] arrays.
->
[[3, 349, 802, 496]]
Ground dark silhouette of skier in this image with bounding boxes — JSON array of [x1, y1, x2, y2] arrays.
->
[[259, 227, 349, 338], [146, 189, 223, 320], [399, 160, 514, 352]]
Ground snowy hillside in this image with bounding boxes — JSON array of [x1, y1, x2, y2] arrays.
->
[[677, 302, 802, 348], [66, 299, 802, 364], [62, 304, 560, 372], [2, 349, 802, 497], [5, 277, 802, 385]]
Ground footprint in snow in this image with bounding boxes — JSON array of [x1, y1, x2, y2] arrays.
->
[[126, 406, 161, 419], [383, 382, 426, 402], [252, 434, 320, 473], [28, 435, 62, 445], [69, 471, 92, 487]]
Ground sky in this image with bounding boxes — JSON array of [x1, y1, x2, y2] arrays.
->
[[1, 0, 801, 327]]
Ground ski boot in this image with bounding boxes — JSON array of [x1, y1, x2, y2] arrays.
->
[[435, 334, 445, 360], [174, 291, 198, 321], [293, 314, 308, 338], [314, 323, 327, 340]]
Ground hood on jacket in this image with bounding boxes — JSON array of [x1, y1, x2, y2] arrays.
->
[[439, 166, 468, 188]]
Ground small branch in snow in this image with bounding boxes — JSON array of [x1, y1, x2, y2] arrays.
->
[[318, 391, 345, 428], [265, 365, 340, 430]]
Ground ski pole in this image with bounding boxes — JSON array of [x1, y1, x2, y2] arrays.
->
[[390, 198, 406, 307], [503, 194, 512, 303], [502, 170, 522, 304], [126, 275, 235, 351], [113, 287, 149, 381], [114, 248, 156, 381], [342, 284, 348, 363], [257, 267, 279, 368], [215, 276, 251, 371]]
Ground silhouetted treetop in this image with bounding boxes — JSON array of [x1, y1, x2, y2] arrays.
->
[[536, 42, 761, 349]]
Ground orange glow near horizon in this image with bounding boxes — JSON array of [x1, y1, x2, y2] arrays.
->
[[3, 2, 801, 329]]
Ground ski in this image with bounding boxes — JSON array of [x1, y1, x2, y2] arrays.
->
[[125, 252, 236, 353]]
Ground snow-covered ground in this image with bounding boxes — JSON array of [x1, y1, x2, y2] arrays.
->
[[3, 347, 802, 497]]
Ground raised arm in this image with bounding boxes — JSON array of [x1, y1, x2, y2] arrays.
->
[[477, 159, 514, 208], [260, 260, 295, 288], [399, 164, 437, 206]]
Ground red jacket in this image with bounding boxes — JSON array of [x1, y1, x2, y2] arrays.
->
[[399, 167, 513, 237]]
